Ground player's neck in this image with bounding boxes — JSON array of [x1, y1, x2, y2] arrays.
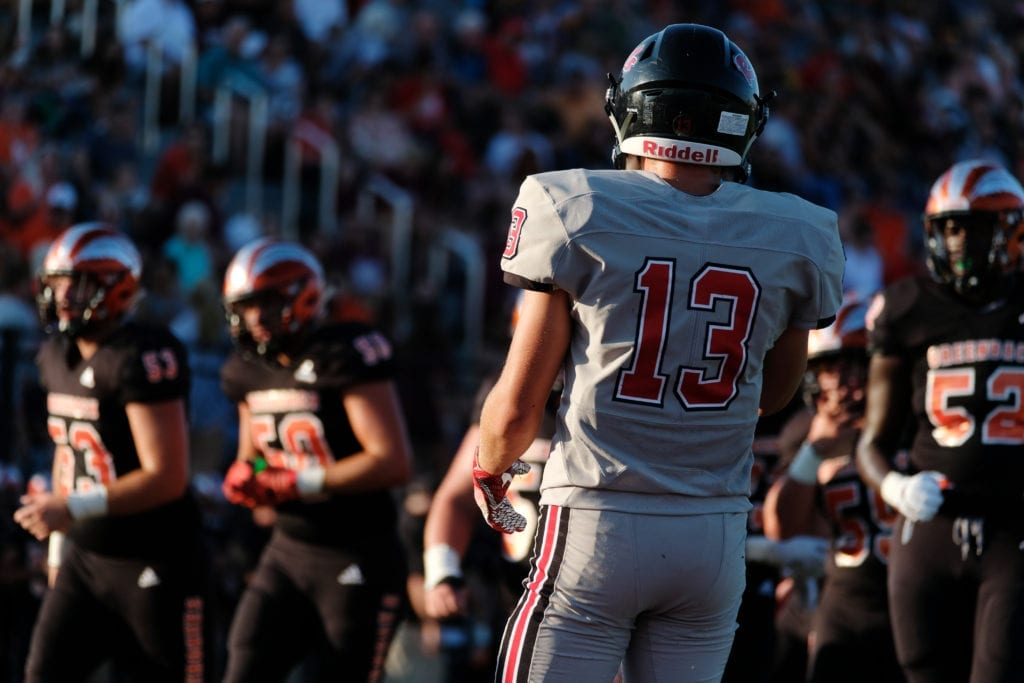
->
[[75, 337, 101, 361], [637, 157, 723, 196]]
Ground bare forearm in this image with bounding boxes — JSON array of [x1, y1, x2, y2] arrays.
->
[[478, 386, 543, 474], [760, 326, 809, 416]]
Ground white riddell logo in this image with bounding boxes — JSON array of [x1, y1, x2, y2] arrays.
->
[[337, 564, 365, 586], [137, 567, 161, 589], [294, 359, 317, 383], [79, 367, 95, 388]]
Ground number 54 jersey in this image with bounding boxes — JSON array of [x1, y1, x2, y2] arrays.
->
[[501, 169, 844, 515]]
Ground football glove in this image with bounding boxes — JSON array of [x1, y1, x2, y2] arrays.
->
[[880, 471, 945, 523], [222, 460, 259, 507], [472, 448, 530, 534], [250, 466, 300, 506]]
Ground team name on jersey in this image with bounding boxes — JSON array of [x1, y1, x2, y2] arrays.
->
[[927, 339, 1024, 369], [246, 389, 319, 413], [47, 393, 99, 420]]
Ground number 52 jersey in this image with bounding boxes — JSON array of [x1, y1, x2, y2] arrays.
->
[[501, 169, 844, 515]]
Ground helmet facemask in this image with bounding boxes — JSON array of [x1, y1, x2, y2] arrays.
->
[[925, 210, 1023, 305]]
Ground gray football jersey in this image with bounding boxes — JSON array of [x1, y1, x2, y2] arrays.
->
[[501, 169, 844, 515]]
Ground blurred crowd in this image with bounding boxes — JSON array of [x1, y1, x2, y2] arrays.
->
[[1, 0, 1023, 680]]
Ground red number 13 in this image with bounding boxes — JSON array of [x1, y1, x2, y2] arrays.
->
[[616, 260, 760, 410]]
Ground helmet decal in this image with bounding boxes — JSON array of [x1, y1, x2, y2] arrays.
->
[[733, 53, 757, 89]]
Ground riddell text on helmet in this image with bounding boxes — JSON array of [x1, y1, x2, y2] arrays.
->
[[642, 140, 718, 163]]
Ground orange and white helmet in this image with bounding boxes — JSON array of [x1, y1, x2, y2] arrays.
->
[[923, 159, 1024, 302], [807, 296, 869, 362], [37, 223, 142, 337], [222, 238, 324, 355]]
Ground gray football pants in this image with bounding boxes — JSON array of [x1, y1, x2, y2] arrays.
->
[[495, 505, 746, 683]]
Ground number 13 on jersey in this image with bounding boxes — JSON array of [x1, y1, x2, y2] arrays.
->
[[615, 259, 761, 411]]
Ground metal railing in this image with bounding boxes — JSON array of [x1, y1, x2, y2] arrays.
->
[[212, 79, 268, 217], [281, 121, 340, 240], [356, 174, 414, 341], [425, 228, 486, 367], [140, 41, 198, 153]]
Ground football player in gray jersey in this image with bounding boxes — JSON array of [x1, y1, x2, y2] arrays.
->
[[471, 23, 845, 683]]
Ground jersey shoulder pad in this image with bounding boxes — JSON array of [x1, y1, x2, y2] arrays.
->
[[35, 335, 69, 391], [220, 350, 252, 403], [300, 322, 396, 388], [869, 275, 938, 354], [107, 321, 190, 403]]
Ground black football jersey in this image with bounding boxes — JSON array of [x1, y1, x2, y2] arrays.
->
[[220, 322, 400, 548], [818, 456, 896, 590], [870, 276, 1024, 497], [36, 321, 199, 558]]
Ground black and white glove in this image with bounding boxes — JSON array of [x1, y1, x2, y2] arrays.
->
[[472, 448, 530, 534]]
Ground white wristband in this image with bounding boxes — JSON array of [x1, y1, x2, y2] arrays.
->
[[296, 467, 326, 497], [423, 543, 463, 591], [47, 531, 66, 568], [66, 486, 109, 520], [788, 442, 823, 485]]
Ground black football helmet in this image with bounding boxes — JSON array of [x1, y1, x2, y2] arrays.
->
[[604, 23, 772, 180], [923, 159, 1024, 304], [37, 223, 142, 338]]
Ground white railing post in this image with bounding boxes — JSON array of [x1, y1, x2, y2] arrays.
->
[[436, 228, 485, 366], [50, 0, 66, 25], [80, 0, 98, 56], [142, 41, 162, 153], [179, 43, 197, 123], [280, 123, 339, 238], [17, 0, 32, 50], [245, 94, 267, 217], [360, 174, 414, 341]]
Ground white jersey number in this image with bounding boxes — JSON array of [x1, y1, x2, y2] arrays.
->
[[616, 260, 760, 410]]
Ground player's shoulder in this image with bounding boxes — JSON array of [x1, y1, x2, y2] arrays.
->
[[298, 321, 396, 387], [523, 168, 658, 203], [109, 319, 187, 354], [725, 183, 837, 231], [875, 274, 937, 323]]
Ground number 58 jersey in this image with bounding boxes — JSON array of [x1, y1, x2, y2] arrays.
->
[[220, 321, 400, 548], [501, 169, 844, 515]]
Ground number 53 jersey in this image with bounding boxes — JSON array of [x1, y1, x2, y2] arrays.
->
[[36, 321, 199, 558], [220, 321, 399, 548], [501, 169, 844, 515]]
